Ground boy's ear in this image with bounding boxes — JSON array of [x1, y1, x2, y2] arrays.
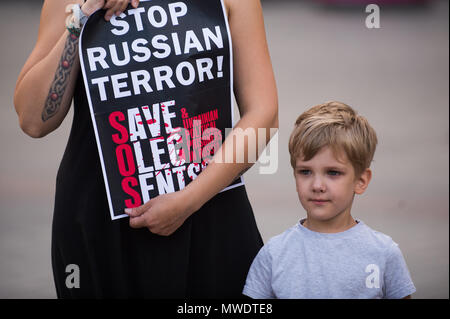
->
[[354, 168, 372, 195]]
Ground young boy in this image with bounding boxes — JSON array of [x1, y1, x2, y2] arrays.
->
[[243, 101, 416, 299]]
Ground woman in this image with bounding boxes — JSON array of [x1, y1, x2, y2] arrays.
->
[[14, 0, 278, 298]]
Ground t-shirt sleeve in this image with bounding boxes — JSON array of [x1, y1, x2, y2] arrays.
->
[[383, 243, 416, 299], [242, 244, 276, 299]]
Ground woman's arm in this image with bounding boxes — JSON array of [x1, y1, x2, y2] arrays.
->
[[14, 0, 87, 138], [13, 0, 137, 138], [127, 0, 278, 236], [183, 0, 279, 208]]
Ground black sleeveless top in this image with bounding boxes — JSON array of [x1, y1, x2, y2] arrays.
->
[[51, 74, 263, 298]]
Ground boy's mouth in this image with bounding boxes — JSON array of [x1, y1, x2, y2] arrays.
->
[[309, 199, 330, 205]]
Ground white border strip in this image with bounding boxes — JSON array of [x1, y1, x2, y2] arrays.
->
[[79, 12, 124, 220]]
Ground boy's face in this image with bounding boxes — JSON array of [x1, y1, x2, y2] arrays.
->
[[294, 146, 371, 226]]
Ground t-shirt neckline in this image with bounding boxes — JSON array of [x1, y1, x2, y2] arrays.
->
[[297, 218, 364, 238]]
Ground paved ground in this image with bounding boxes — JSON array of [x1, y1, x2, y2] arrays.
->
[[0, 0, 448, 298]]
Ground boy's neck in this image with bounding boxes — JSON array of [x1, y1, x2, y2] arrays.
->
[[303, 215, 358, 234]]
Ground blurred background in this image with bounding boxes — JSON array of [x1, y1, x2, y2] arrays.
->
[[0, 0, 448, 298]]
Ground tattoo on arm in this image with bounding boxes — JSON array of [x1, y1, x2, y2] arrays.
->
[[41, 34, 79, 122]]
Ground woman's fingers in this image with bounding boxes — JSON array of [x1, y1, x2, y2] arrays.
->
[[129, 214, 146, 229], [103, 0, 114, 10], [104, 1, 122, 20], [116, 0, 129, 16], [131, 0, 139, 9], [102, 0, 141, 21], [104, 0, 130, 21]]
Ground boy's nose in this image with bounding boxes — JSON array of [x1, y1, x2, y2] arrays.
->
[[312, 176, 326, 193]]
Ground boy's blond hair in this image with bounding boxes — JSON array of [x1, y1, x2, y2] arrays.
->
[[288, 101, 378, 177]]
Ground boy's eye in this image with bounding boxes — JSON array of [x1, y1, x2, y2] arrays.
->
[[328, 170, 341, 176], [297, 169, 311, 175]]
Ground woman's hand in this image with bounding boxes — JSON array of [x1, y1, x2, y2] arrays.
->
[[82, 0, 140, 20], [125, 190, 198, 236]]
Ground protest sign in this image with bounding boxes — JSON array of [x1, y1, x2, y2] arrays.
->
[[79, 0, 243, 220]]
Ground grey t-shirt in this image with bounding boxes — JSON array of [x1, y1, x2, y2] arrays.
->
[[243, 219, 416, 299]]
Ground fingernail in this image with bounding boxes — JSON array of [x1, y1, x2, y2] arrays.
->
[[125, 208, 132, 214]]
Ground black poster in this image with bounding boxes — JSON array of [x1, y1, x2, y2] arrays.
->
[[79, 0, 243, 220]]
